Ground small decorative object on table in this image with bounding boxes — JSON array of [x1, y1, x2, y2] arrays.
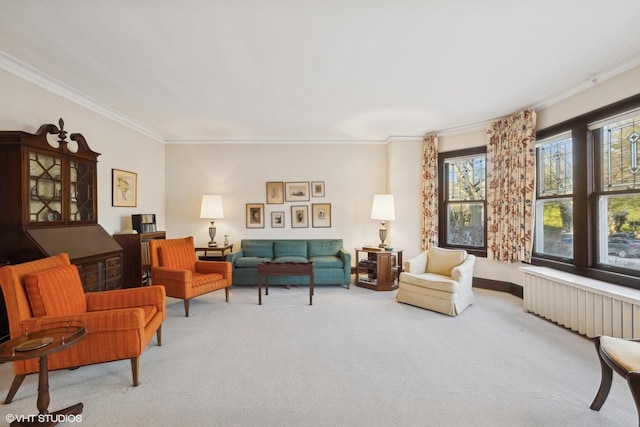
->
[[223, 235, 230, 246]]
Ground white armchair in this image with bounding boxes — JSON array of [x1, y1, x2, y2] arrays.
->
[[397, 246, 475, 316]]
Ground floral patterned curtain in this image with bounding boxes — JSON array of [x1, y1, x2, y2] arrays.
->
[[486, 109, 536, 263], [421, 134, 438, 251]]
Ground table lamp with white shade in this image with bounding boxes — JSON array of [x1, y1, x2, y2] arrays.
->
[[200, 195, 224, 247], [371, 194, 395, 248]]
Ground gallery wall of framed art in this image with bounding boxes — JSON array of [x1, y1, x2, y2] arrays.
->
[[246, 180, 330, 229]]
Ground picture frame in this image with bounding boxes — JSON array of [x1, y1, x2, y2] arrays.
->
[[285, 181, 310, 202], [311, 181, 325, 197], [266, 181, 284, 204], [112, 169, 137, 207], [246, 203, 265, 228], [291, 205, 309, 228], [312, 203, 331, 228], [271, 211, 285, 228]]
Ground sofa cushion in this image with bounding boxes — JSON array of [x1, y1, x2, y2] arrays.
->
[[274, 240, 307, 258], [426, 247, 467, 276], [25, 264, 87, 317], [235, 257, 272, 268], [308, 240, 341, 257], [158, 244, 196, 271], [308, 255, 343, 269], [243, 241, 274, 258], [272, 256, 309, 264]]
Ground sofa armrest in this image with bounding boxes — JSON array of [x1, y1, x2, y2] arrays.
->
[[404, 252, 427, 273], [338, 248, 351, 265], [338, 248, 352, 283], [86, 285, 166, 313], [225, 250, 244, 266]]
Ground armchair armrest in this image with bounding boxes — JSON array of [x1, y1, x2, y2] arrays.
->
[[451, 255, 475, 281], [86, 285, 166, 312], [404, 252, 427, 274], [152, 267, 192, 282], [195, 260, 232, 276], [22, 308, 147, 333]]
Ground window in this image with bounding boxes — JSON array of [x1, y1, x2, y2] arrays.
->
[[533, 94, 640, 289], [439, 147, 487, 251], [534, 132, 573, 259], [593, 110, 640, 274]]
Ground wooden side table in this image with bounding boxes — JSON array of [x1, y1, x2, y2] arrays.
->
[[195, 245, 234, 261], [257, 262, 314, 305], [355, 248, 403, 291], [0, 321, 87, 426]]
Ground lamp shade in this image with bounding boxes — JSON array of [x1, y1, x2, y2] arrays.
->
[[200, 195, 224, 219], [370, 194, 395, 221]]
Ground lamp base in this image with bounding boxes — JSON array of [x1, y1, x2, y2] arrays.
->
[[208, 241, 218, 247], [378, 223, 387, 248]]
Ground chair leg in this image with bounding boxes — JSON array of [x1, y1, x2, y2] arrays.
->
[[225, 286, 230, 302], [184, 299, 190, 317], [4, 374, 26, 404], [591, 337, 614, 411], [156, 325, 162, 346], [627, 371, 640, 425], [130, 357, 140, 386]]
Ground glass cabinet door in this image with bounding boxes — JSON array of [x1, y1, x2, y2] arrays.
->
[[69, 159, 96, 222], [29, 151, 63, 223]]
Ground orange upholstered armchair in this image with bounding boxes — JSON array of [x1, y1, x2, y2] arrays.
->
[[149, 236, 232, 317], [0, 253, 165, 403]]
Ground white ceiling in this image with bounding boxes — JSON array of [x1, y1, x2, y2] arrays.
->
[[2, 1, 640, 143]]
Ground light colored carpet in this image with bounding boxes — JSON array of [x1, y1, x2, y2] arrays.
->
[[0, 286, 636, 426]]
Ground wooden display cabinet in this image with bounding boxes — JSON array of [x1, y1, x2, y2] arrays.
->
[[355, 247, 403, 291], [0, 119, 124, 338], [114, 231, 166, 287]]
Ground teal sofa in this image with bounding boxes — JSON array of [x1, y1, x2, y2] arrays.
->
[[226, 239, 351, 287]]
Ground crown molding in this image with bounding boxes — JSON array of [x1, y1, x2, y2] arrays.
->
[[0, 50, 166, 142]]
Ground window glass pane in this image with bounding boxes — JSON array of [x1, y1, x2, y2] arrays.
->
[[537, 133, 573, 196], [534, 198, 573, 258], [446, 157, 485, 201], [601, 112, 640, 191], [446, 202, 485, 247], [598, 194, 640, 272]]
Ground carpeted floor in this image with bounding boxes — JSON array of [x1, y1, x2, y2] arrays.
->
[[0, 286, 636, 426]]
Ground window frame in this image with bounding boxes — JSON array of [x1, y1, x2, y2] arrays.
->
[[532, 93, 640, 289], [438, 146, 487, 258], [532, 131, 574, 262]]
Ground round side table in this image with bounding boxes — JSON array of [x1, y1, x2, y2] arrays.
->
[[0, 321, 87, 426]]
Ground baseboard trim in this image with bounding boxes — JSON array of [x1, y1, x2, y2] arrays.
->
[[473, 277, 523, 299]]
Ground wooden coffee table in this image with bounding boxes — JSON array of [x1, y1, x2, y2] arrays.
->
[[257, 262, 314, 305], [0, 320, 87, 426]]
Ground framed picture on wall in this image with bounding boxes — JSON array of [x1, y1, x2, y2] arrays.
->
[[291, 205, 309, 228], [285, 182, 310, 202], [266, 181, 284, 204], [271, 211, 285, 228], [112, 169, 137, 207], [246, 203, 265, 228], [312, 203, 331, 228], [311, 181, 325, 197]]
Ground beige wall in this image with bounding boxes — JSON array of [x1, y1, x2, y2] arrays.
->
[[0, 69, 166, 234], [165, 143, 388, 255], [3, 62, 640, 281]]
